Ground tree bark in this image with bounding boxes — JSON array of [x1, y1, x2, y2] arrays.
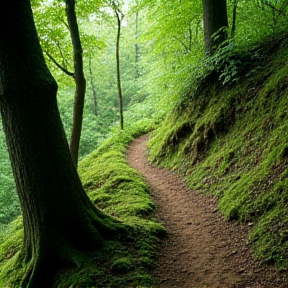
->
[[66, 0, 87, 167], [0, 1, 122, 287], [202, 0, 228, 55]]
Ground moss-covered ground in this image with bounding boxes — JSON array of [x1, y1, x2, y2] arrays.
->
[[0, 120, 165, 287], [149, 33, 288, 270]]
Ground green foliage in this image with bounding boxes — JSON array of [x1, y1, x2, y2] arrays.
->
[[32, 0, 139, 159], [232, 0, 288, 46], [135, 0, 204, 113], [148, 33, 288, 270], [0, 126, 20, 231]]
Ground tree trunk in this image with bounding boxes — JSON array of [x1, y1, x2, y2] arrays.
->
[[0, 1, 122, 287], [135, 10, 140, 79], [202, 0, 228, 55], [66, 0, 87, 167], [115, 7, 124, 130], [89, 56, 98, 116]]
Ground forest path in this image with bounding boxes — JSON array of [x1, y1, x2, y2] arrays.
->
[[126, 134, 287, 288]]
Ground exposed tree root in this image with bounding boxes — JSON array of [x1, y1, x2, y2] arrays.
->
[[19, 215, 128, 288]]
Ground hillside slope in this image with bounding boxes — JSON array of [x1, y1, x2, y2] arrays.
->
[[149, 33, 288, 270]]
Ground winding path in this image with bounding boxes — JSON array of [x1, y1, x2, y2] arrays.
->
[[126, 134, 287, 288]]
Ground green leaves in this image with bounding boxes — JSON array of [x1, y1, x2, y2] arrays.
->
[[0, 127, 20, 227]]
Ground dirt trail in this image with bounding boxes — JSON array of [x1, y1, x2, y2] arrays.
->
[[126, 134, 288, 288]]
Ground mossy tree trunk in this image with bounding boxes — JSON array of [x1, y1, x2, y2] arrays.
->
[[202, 0, 229, 55], [66, 0, 86, 168], [0, 1, 122, 287]]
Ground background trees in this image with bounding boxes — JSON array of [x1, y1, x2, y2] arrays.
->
[[1, 1, 288, 285]]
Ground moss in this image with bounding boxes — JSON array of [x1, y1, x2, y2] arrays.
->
[[0, 217, 24, 287], [149, 33, 288, 270], [250, 205, 288, 270], [110, 257, 133, 273], [0, 120, 165, 287]]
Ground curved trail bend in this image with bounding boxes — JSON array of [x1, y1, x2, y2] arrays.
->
[[126, 134, 287, 288]]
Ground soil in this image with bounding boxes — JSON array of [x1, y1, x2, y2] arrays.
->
[[126, 134, 288, 288]]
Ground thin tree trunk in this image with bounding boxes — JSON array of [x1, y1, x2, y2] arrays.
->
[[135, 10, 140, 79], [115, 8, 124, 130], [202, 0, 228, 55], [188, 22, 193, 52], [0, 1, 123, 286], [66, 0, 86, 167], [89, 56, 98, 116]]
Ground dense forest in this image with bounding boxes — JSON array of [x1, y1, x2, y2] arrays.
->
[[1, 0, 288, 287]]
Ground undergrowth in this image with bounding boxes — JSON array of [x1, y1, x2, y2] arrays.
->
[[0, 119, 165, 288], [149, 33, 288, 270]]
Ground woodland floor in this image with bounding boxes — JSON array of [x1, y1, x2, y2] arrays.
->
[[126, 134, 288, 288]]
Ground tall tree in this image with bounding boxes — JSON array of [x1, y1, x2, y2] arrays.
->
[[202, 0, 229, 55], [37, 0, 87, 167], [89, 55, 98, 116], [112, 1, 124, 130], [66, 0, 87, 167], [135, 10, 140, 79], [0, 1, 122, 287]]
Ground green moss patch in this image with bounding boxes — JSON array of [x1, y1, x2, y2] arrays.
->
[[149, 33, 288, 270], [0, 120, 165, 287]]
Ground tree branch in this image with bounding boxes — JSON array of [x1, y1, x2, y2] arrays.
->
[[57, 16, 70, 30], [45, 51, 75, 77], [262, 0, 287, 15], [55, 41, 70, 69], [173, 36, 190, 53]]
